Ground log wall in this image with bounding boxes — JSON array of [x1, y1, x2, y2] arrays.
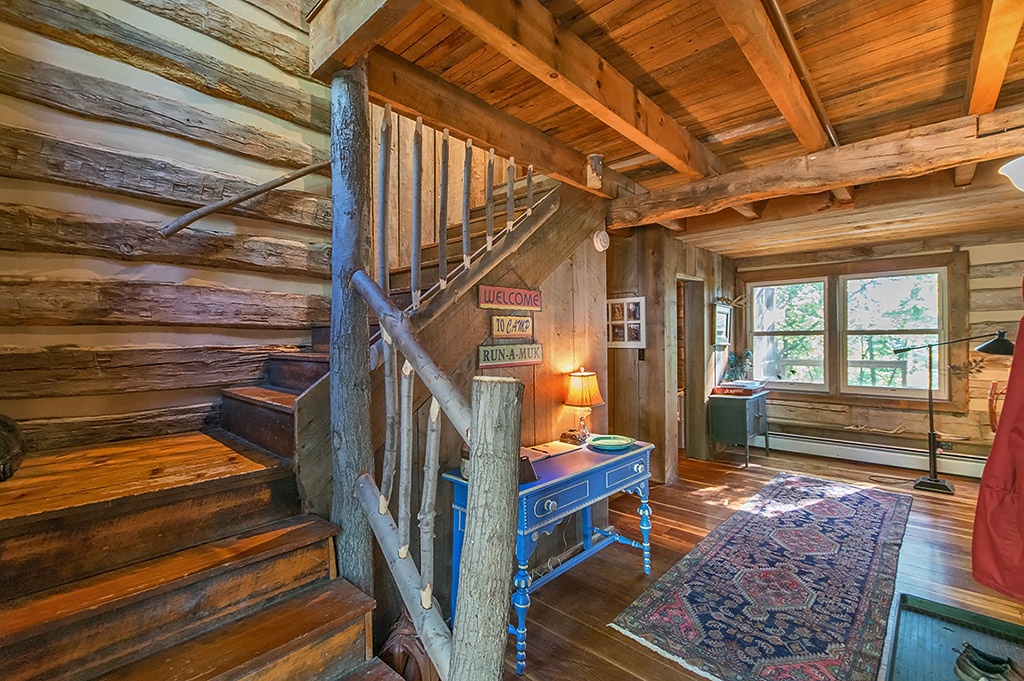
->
[[0, 0, 504, 449], [735, 233, 1024, 457]]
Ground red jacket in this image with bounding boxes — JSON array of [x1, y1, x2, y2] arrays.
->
[[973, 287, 1024, 601]]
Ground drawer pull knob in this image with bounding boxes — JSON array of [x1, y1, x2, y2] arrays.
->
[[543, 499, 558, 512], [633, 462, 645, 474]]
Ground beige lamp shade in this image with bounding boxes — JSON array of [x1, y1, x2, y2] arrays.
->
[[565, 368, 604, 407]]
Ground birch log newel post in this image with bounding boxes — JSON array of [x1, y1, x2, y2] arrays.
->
[[449, 376, 522, 681], [329, 59, 374, 595]]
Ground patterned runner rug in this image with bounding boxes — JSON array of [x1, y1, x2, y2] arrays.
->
[[611, 473, 912, 681]]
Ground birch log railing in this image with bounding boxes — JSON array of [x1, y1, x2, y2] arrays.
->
[[353, 267, 521, 680]]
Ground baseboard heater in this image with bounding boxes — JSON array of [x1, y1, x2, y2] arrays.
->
[[751, 432, 986, 480]]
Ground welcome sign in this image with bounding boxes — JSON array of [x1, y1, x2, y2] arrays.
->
[[478, 285, 542, 311]]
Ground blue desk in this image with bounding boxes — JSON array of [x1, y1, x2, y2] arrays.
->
[[442, 440, 653, 674]]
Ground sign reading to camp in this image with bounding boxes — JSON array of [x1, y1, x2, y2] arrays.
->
[[491, 315, 534, 339], [478, 343, 543, 368], [478, 285, 542, 311]]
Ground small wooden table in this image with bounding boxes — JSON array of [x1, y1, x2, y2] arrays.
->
[[443, 440, 654, 675]]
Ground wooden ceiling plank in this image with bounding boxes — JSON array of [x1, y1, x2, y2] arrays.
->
[[308, 0, 421, 79], [426, 0, 726, 180], [608, 106, 1024, 228], [954, 0, 1024, 185]]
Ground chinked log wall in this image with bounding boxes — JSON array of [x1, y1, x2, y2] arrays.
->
[[0, 0, 498, 450]]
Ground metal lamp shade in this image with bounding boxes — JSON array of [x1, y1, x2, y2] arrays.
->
[[1000, 156, 1024, 192], [975, 330, 1015, 356]]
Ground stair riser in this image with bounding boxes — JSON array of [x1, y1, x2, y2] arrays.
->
[[3, 541, 334, 681], [233, 616, 368, 681], [266, 358, 328, 392], [2, 473, 300, 601], [221, 396, 295, 458]]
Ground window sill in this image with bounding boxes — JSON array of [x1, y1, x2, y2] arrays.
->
[[765, 389, 969, 415]]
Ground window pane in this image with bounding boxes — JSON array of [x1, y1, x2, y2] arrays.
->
[[847, 334, 939, 390], [753, 335, 825, 384], [846, 273, 939, 331], [752, 281, 825, 332]]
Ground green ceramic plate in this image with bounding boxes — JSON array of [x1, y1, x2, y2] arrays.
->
[[586, 434, 637, 451]]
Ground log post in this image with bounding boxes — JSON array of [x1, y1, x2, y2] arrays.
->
[[329, 60, 374, 595], [449, 376, 522, 681]]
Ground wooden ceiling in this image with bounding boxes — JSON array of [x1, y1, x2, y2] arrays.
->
[[309, 0, 1024, 258]]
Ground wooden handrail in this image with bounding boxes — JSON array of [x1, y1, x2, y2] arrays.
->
[[159, 160, 331, 237]]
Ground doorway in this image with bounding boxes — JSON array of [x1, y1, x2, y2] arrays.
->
[[677, 278, 708, 461]]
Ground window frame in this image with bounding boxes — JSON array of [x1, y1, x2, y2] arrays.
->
[[738, 252, 970, 413], [748, 275, 829, 393]]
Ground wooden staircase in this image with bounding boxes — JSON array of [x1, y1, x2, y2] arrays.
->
[[0, 430, 401, 681]]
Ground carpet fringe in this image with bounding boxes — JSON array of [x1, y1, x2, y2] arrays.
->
[[608, 622, 724, 681]]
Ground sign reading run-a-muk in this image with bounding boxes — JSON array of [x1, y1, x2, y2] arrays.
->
[[491, 315, 534, 339], [478, 285, 542, 311], [479, 343, 543, 368]]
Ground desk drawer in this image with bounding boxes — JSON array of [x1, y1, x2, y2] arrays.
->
[[605, 453, 648, 489], [530, 480, 591, 520]]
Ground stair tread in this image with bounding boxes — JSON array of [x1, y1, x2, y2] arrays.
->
[[1, 515, 338, 646], [0, 430, 290, 528], [222, 386, 300, 413], [342, 659, 405, 680], [94, 579, 374, 681]]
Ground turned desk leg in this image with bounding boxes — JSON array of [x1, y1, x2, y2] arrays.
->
[[638, 490, 652, 575], [510, 536, 535, 675]]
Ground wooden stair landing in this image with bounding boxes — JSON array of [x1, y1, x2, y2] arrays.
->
[[0, 429, 288, 525]]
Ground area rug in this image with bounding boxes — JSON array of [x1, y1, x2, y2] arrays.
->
[[610, 473, 912, 681]]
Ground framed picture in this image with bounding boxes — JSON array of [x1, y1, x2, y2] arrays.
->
[[713, 303, 732, 346], [608, 296, 646, 348]]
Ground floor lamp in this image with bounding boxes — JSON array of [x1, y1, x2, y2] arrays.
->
[[893, 331, 1015, 494]]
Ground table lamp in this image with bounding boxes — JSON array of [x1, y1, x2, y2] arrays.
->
[[893, 330, 1014, 494], [560, 367, 604, 445]]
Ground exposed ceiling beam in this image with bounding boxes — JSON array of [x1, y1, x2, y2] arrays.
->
[[709, 0, 827, 151], [710, 0, 853, 204], [608, 106, 1024, 229], [953, 0, 1024, 186], [426, 0, 726, 181], [366, 46, 638, 200], [307, 0, 421, 80]]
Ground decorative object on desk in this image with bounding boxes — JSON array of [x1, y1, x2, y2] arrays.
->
[[586, 434, 636, 451], [893, 330, 1014, 494], [713, 302, 732, 346], [611, 473, 911, 681], [710, 379, 766, 396], [607, 296, 646, 348], [723, 349, 753, 382], [560, 367, 604, 445]]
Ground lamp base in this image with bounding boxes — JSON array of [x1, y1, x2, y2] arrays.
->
[[913, 476, 955, 495]]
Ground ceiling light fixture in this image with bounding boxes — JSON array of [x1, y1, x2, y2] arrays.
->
[[998, 156, 1024, 191]]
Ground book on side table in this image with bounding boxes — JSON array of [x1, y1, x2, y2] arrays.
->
[[711, 380, 767, 396]]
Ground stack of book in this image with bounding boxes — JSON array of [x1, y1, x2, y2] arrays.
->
[[711, 380, 767, 396]]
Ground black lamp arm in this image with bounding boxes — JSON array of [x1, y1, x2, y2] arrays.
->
[[892, 331, 1005, 355]]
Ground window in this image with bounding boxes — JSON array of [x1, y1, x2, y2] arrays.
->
[[742, 254, 967, 406], [751, 279, 826, 388]]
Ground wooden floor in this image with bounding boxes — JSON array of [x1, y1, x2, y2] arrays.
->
[[502, 448, 1024, 680]]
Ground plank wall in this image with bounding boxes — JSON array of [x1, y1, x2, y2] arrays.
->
[[0, 0, 502, 451], [607, 228, 734, 483], [736, 234, 1024, 457]]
